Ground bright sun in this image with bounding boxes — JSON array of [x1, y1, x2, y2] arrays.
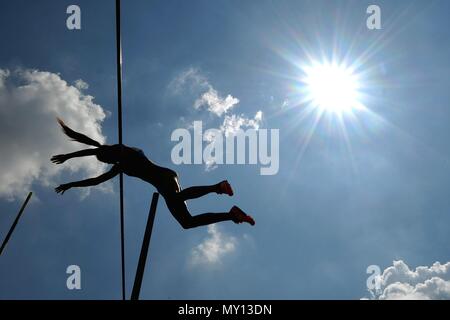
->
[[303, 62, 361, 114]]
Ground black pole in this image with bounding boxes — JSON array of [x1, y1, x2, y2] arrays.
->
[[131, 192, 159, 300], [0, 192, 33, 256], [115, 0, 126, 301]]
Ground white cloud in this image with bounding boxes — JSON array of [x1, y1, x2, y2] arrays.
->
[[0, 68, 108, 200], [194, 87, 239, 117], [0, 69, 10, 88], [204, 160, 219, 172], [189, 224, 237, 266], [169, 68, 264, 172], [168, 67, 209, 95], [74, 79, 89, 90], [200, 111, 263, 172], [366, 260, 450, 300], [169, 67, 239, 117], [220, 111, 263, 137]]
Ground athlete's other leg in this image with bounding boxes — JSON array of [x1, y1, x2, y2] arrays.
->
[[166, 198, 232, 229], [178, 180, 233, 201], [165, 195, 255, 229]]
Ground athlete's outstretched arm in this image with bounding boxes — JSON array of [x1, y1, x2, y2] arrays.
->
[[55, 165, 120, 194], [51, 148, 98, 164]]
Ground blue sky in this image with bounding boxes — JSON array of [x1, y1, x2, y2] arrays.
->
[[1, 0, 450, 299]]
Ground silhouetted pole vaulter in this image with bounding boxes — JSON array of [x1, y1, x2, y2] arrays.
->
[[115, 0, 126, 301], [52, 118, 255, 222], [131, 192, 159, 300], [52, 119, 255, 226], [0, 192, 33, 256]]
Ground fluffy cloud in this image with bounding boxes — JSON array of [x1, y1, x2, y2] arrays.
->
[[74, 79, 89, 90], [0, 68, 108, 200], [169, 67, 239, 117], [201, 111, 263, 171], [220, 111, 263, 137], [194, 87, 239, 117], [0, 69, 9, 88], [366, 260, 450, 300], [168, 67, 209, 95], [189, 224, 237, 266], [169, 67, 263, 172]]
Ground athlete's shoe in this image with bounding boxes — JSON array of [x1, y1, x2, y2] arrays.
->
[[218, 180, 234, 196], [230, 206, 255, 226]]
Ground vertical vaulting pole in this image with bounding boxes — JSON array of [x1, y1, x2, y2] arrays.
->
[[131, 192, 159, 300], [0, 192, 33, 256], [115, 0, 126, 300]]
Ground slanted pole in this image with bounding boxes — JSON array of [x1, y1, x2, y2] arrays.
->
[[131, 192, 160, 300], [0, 192, 33, 256]]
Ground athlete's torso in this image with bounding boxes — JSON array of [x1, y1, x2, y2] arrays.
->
[[100, 144, 180, 196]]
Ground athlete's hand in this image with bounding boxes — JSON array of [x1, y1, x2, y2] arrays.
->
[[55, 183, 71, 195], [51, 154, 68, 164]]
